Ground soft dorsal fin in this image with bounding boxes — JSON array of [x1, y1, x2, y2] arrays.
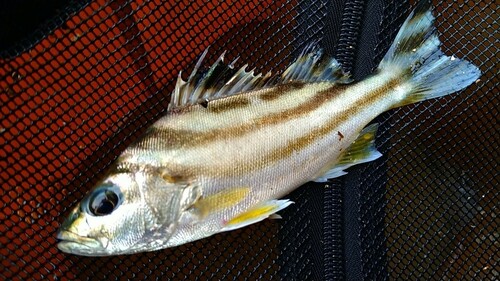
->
[[168, 45, 351, 110], [281, 44, 352, 84]]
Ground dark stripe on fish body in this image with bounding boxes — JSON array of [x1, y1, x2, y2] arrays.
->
[[131, 77, 401, 154], [132, 127, 202, 150], [254, 84, 349, 124], [263, 107, 356, 166], [133, 83, 346, 150], [213, 77, 403, 174], [258, 81, 306, 101], [207, 95, 251, 113], [342, 77, 402, 108], [164, 106, 359, 177]]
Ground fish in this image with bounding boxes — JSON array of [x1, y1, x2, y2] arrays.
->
[[57, 1, 480, 256]]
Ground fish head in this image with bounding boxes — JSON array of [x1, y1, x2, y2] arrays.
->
[[57, 166, 199, 256]]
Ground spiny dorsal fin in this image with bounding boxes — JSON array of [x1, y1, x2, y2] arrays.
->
[[168, 45, 351, 110], [168, 48, 271, 110]]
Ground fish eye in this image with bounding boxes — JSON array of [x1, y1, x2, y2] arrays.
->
[[88, 188, 121, 216]]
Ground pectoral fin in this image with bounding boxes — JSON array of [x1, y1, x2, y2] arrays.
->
[[222, 199, 293, 232], [193, 187, 250, 217], [314, 123, 382, 182]]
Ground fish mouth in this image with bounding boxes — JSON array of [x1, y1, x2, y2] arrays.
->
[[57, 230, 103, 255]]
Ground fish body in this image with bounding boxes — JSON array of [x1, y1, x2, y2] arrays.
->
[[57, 2, 480, 256]]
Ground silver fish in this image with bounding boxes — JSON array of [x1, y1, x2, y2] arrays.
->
[[57, 3, 480, 256]]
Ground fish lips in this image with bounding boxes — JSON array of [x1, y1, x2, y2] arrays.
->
[[57, 230, 106, 256]]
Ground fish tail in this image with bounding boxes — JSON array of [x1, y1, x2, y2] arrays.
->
[[378, 0, 480, 108]]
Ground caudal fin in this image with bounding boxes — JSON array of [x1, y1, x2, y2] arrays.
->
[[378, 1, 481, 107]]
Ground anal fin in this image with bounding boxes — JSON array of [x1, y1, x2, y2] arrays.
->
[[222, 199, 293, 232], [314, 123, 382, 182]]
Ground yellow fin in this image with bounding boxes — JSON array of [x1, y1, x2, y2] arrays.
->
[[222, 199, 293, 232], [194, 187, 250, 217], [314, 123, 382, 182]]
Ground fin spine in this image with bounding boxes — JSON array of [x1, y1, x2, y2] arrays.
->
[[168, 44, 351, 110]]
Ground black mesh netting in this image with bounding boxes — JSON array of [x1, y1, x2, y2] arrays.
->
[[0, 0, 497, 280]]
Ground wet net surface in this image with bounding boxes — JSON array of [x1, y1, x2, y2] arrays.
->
[[1, 0, 497, 280]]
